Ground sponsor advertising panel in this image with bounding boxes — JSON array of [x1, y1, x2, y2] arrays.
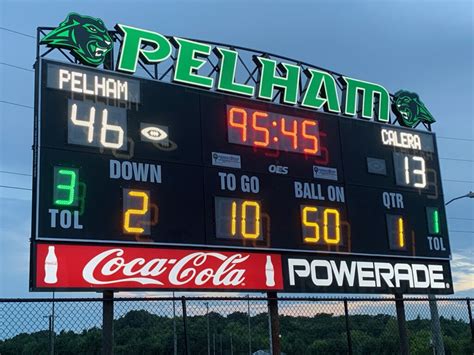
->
[[34, 243, 451, 294]]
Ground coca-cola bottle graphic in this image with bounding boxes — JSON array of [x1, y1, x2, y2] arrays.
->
[[44, 246, 58, 284], [265, 255, 275, 287]]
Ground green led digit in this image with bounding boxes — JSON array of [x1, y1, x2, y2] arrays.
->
[[54, 168, 78, 206], [432, 209, 440, 234], [426, 207, 441, 235]]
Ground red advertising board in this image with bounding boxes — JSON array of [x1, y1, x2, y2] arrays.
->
[[34, 243, 284, 291]]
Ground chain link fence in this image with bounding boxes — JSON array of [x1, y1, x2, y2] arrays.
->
[[1, 296, 472, 354]]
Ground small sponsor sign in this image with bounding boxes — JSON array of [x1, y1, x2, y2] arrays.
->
[[313, 165, 338, 181], [212, 152, 241, 169]]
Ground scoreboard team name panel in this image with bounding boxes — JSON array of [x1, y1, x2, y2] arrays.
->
[[32, 59, 453, 294]]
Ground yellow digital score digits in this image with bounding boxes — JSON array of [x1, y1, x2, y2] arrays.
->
[[240, 200, 260, 239], [301, 206, 341, 246], [398, 217, 405, 248], [215, 197, 262, 240], [386, 214, 407, 251], [124, 190, 149, 234], [302, 206, 320, 243]]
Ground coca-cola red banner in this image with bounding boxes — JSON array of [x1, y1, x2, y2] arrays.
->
[[34, 243, 284, 291]]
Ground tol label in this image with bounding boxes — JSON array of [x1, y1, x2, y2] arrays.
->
[[49, 209, 83, 230], [427, 236, 446, 251]]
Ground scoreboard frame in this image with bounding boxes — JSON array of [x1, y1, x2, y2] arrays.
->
[[30, 26, 453, 295]]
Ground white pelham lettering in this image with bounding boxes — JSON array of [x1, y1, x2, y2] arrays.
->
[[82, 249, 250, 287]]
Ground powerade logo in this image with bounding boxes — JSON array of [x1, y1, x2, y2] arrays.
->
[[288, 258, 450, 292], [41, 13, 436, 128]]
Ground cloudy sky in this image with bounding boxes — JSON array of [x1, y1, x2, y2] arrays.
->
[[0, 0, 472, 298]]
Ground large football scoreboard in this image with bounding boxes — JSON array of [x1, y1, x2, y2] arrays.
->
[[30, 59, 453, 294]]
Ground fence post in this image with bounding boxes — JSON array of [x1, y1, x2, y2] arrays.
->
[[173, 292, 177, 355], [344, 299, 353, 355], [50, 292, 55, 355], [182, 296, 190, 355], [429, 294, 445, 354], [248, 295, 252, 355], [467, 299, 474, 344], [102, 291, 114, 355], [206, 302, 210, 355], [395, 293, 409, 355], [48, 315, 53, 355], [267, 291, 280, 355]]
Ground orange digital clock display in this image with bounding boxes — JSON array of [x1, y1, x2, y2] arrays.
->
[[227, 105, 320, 155]]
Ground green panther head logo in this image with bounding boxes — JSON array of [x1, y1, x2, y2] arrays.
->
[[40, 13, 113, 66], [392, 90, 436, 128]]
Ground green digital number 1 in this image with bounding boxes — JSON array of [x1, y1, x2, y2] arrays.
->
[[54, 168, 78, 206]]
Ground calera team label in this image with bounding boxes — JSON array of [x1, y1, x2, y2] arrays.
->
[[283, 254, 453, 294], [34, 243, 283, 291]]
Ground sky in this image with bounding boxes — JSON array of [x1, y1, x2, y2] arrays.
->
[[0, 0, 472, 299]]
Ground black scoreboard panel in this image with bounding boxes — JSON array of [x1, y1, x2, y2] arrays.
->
[[34, 59, 451, 264]]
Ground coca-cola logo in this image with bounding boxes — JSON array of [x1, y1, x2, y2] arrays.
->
[[82, 249, 250, 286]]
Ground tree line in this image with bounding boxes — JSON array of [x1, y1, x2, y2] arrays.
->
[[1, 309, 471, 354]]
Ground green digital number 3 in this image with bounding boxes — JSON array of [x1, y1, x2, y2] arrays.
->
[[54, 168, 78, 206]]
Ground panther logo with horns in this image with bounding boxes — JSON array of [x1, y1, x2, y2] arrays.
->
[[40, 13, 113, 66]]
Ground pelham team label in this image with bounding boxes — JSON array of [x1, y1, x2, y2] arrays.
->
[[35, 243, 283, 291], [283, 254, 453, 294]]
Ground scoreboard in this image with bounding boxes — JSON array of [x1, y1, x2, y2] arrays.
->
[[31, 59, 453, 294]]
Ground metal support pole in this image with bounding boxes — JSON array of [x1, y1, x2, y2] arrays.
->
[[47, 291, 55, 355], [267, 291, 281, 355], [247, 295, 252, 355], [173, 292, 177, 355], [395, 293, 409, 355], [48, 315, 53, 355], [467, 299, 474, 344], [230, 333, 233, 355], [182, 296, 190, 355], [213, 332, 216, 355], [344, 299, 353, 355], [51, 292, 55, 355], [206, 302, 210, 355], [429, 294, 445, 354], [102, 291, 114, 355]]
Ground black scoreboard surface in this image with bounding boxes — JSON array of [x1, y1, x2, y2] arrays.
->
[[31, 59, 453, 294]]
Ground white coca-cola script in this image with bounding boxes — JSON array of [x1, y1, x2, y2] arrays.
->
[[82, 249, 250, 286]]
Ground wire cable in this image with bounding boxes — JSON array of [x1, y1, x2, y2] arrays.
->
[[0, 184, 31, 191], [440, 157, 474, 163], [0, 26, 35, 39], [0, 100, 33, 109], [0, 62, 34, 72], [0, 170, 31, 177], [438, 136, 473, 142]]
